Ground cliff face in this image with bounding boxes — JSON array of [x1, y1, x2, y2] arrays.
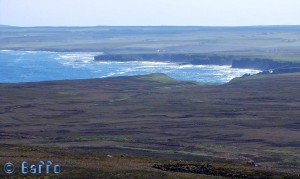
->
[[231, 58, 300, 70], [94, 53, 300, 71], [272, 67, 300, 74]]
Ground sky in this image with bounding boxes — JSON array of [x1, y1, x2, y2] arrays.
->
[[0, 0, 300, 27]]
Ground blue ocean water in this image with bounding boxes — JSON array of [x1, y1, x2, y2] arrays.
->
[[0, 50, 260, 84]]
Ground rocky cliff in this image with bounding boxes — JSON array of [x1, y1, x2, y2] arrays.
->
[[231, 58, 300, 70], [94, 53, 300, 71]]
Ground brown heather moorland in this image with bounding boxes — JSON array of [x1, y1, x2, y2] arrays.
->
[[0, 73, 299, 178]]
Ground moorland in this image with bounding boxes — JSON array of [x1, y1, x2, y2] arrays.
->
[[0, 73, 299, 178]]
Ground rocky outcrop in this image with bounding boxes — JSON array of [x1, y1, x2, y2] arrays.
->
[[231, 58, 300, 70], [272, 67, 300, 74], [257, 67, 300, 75], [94, 53, 300, 71], [153, 163, 273, 179]]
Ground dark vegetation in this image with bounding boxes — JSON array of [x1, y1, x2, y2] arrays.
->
[[0, 73, 299, 178], [153, 163, 296, 179]]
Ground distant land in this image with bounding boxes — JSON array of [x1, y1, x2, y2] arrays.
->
[[0, 25, 299, 59]]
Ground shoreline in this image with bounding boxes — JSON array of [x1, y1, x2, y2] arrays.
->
[[95, 53, 300, 71]]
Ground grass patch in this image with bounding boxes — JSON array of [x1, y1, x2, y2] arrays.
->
[[136, 73, 178, 83]]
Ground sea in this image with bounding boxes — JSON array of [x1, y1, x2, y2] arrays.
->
[[0, 50, 260, 84]]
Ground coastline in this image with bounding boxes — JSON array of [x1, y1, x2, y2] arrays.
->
[[0, 50, 260, 84], [95, 53, 300, 71], [2, 49, 300, 82]]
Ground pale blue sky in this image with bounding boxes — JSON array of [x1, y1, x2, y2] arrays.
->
[[0, 0, 300, 26]]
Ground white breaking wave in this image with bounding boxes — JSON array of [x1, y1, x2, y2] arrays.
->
[[138, 61, 175, 65], [55, 52, 103, 66]]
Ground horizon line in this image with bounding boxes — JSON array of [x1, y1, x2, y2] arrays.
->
[[1, 24, 300, 28]]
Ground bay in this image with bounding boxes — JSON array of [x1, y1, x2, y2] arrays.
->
[[0, 50, 260, 83]]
